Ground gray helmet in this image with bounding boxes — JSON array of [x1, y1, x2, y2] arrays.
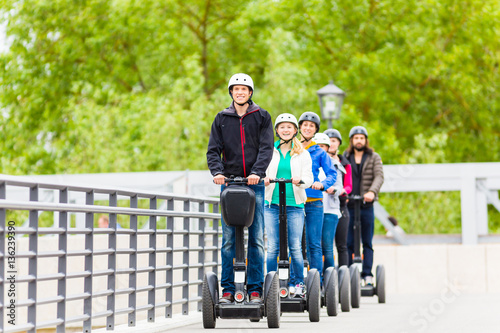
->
[[349, 126, 368, 139], [298, 112, 321, 133], [324, 129, 342, 145]]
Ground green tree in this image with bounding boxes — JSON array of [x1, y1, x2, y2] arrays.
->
[[1, 0, 499, 176]]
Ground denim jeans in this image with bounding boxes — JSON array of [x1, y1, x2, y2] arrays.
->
[[265, 204, 305, 286], [304, 200, 324, 275], [220, 183, 265, 295], [322, 213, 339, 273], [347, 204, 374, 278]]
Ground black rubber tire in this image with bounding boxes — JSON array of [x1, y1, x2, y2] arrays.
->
[[325, 268, 339, 316], [349, 265, 361, 309], [376, 265, 386, 304], [202, 275, 216, 329], [266, 273, 280, 328], [339, 266, 351, 312], [308, 270, 321, 322]]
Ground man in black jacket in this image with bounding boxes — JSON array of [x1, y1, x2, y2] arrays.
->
[[207, 73, 274, 304]]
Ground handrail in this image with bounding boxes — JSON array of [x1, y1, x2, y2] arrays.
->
[[0, 175, 221, 333]]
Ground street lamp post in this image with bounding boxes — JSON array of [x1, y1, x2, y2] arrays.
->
[[317, 81, 346, 129]]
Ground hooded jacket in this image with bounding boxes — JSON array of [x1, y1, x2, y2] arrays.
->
[[304, 143, 337, 199], [207, 102, 274, 178]]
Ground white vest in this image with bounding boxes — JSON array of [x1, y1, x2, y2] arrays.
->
[[265, 147, 314, 205]]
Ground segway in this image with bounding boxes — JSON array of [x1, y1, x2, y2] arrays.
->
[[348, 195, 386, 304], [320, 189, 351, 314], [270, 178, 322, 322], [202, 177, 280, 329]]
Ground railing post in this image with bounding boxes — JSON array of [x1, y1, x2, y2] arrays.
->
[[148, 196, 157, 322], [461, 166, 478, 244], [182, 200, 190, 315], [476, 179, 489, 236], [56, 188, 68, 333], [165, 199, 174, 318], [128, 195, 138, 326], [0, 182, 5, 332], [198, 202, 206, 312], [27, 185, 39, 333], [107, 192, 118, 330], [83, 190, 94, 333], [213, 203, 220, 276]]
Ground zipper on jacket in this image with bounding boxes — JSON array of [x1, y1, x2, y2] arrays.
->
[[239, 109, 259, 178], [240, 118, 246, 176]]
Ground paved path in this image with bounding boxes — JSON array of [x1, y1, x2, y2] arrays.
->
[[163, 293, 499, 333]]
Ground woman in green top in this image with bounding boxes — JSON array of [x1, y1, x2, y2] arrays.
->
[[264, 113, 313, 296]]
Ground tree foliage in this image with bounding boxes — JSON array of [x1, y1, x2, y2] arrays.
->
[[1, 0, 499, 176]]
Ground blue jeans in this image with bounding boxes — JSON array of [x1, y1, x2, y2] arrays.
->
[[322, 213, 339, 273], [304, 200, 324, 274], [265, 204, 305, 286], [220, 183, 265, 295], [347, 205, 374, 278]]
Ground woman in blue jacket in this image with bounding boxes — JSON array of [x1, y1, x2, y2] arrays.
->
[[298, 112, 337, 278]]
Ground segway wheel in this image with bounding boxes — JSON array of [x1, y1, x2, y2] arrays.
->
[[202, 274, 216, 328], [325, 267, 339, 316], [376, 265, 386, 304], [307, 270, 321, 322], [349, 265, 361, 309], [266, 272, 280, 328], [338, 266, 351, 312]]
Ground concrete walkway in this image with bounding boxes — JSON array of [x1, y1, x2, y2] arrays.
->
[[159, 293, 499, 333]]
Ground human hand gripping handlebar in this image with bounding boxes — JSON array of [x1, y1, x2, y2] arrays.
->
[[221, 176, 264, 186], [347, 194, 365, 204]]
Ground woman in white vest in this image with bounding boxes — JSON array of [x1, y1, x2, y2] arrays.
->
[[264, 113, 313, 297]]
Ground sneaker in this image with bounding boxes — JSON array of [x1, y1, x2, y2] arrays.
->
[[294, 283, 305, 298], [249, 292, 262, 303], [288, 285, 296, 295], [219, 292, 234, 303], [364, 276, 374, 286]]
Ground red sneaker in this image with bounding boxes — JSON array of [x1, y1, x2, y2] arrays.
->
[[219, 292, 234, 303]]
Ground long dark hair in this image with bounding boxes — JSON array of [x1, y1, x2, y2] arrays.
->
[[346, 137, 373, 155]]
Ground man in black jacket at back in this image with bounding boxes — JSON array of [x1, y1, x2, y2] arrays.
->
[[207, 73, 274, 304]]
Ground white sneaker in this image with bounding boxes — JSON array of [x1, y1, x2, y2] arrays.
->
[[294, 283, 305, 298], [288, 286, 296, 295], [364, 276, 374, 285]]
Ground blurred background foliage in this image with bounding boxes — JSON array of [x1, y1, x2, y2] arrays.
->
[[1, 0, 499, 233]]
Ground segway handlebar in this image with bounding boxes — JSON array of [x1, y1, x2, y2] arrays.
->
[[269, 178, 305, 185], [224, 176, 264, 185], [347, 194, 364, 201]]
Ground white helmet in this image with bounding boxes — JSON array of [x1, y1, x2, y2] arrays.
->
[[313, 133, 331, 146], [228, 73, 254, 92], [274, 113, 299, 130]]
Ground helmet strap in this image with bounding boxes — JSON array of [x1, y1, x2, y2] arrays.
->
[[276, 133, 297, 149], [230, 90, 253, 106]]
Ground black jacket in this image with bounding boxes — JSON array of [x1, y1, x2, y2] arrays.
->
[[206, 102, 274, 178], [338, 153, 350, 206]]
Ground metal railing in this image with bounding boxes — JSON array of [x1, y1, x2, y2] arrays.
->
[[0, 175, 221, 333]]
